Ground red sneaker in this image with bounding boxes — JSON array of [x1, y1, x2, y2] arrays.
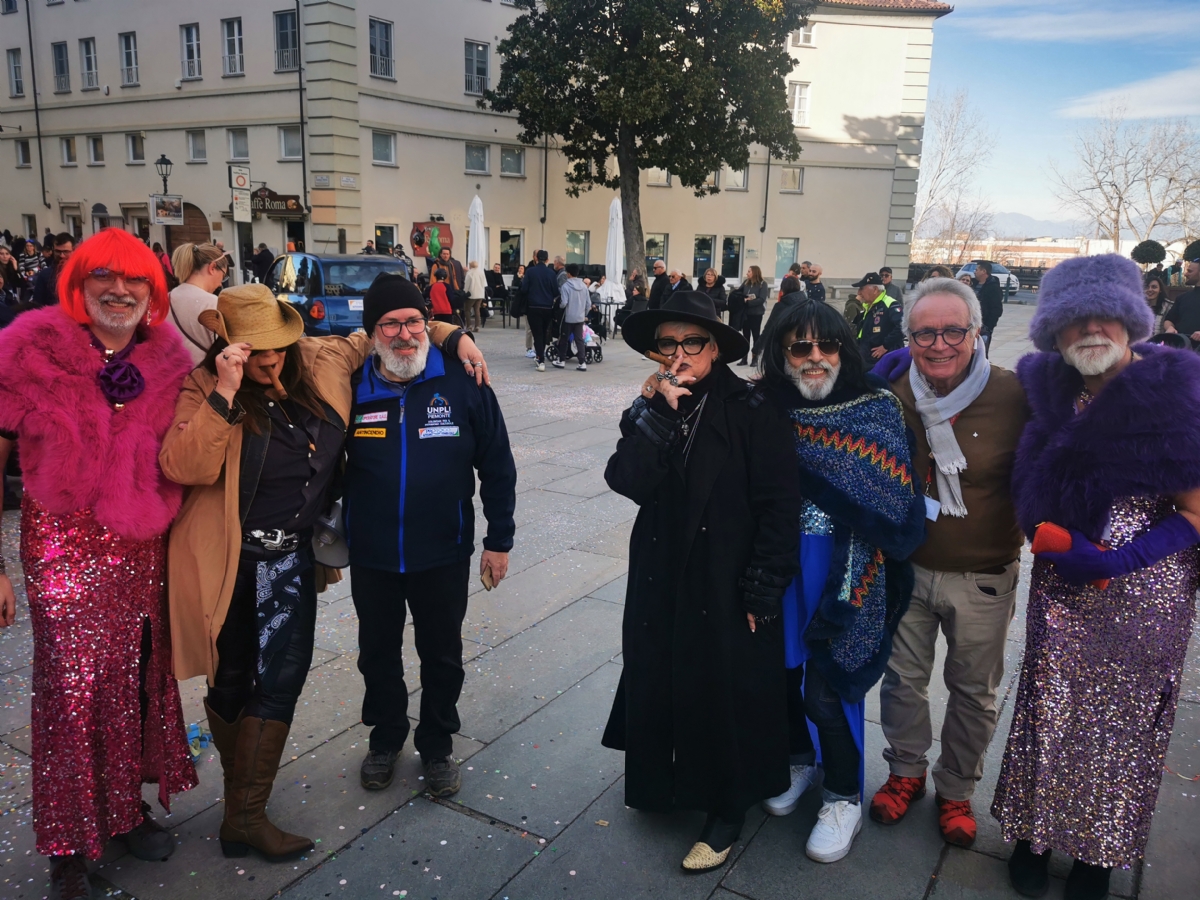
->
[[936, 795, 977, 847], [869, 772, 927, 825]]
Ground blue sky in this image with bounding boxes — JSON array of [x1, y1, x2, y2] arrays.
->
[[928, 0, 1200, 222]]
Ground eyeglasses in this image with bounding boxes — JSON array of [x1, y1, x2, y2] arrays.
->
[[656, 336, 711, 356], [786, 339, 841, 359], [910, 327, 972, 348], [376, 317, 427, 337], [85, 268, 150, 287]]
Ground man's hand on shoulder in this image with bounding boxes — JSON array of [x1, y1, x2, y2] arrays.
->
[[456, 333, 490, 386]]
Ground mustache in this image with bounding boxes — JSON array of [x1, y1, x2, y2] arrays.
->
[[98, 293, 137, 306], [1071, 336, 1116, 349], [389, 337, 421, 351]]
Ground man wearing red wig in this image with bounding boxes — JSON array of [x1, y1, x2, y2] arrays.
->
[[0, 229, 197, 899]]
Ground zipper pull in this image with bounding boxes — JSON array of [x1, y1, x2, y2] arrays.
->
[[399, 404, 404, 423]]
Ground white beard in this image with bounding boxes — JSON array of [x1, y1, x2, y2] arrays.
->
[[1061, 335, 1125, 376], [787, 357, 841, 401], [375, 334, 430, 381], [85, 291, 148, 335]]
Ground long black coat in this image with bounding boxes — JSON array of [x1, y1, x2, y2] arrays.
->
[[601, 363, 802, 814]]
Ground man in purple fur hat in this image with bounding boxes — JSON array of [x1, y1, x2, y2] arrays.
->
[[992, 253, 1200, 900]]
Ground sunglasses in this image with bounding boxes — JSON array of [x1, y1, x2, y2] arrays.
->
[[249, 347, 288, 357], [786, 339, 841, 358], [910, 327, 971, 348], [656, 336, 711, 356], [85, 268, 150, 287]]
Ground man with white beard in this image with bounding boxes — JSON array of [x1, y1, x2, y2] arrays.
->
[[342, 276, 516, 799], [866, 278, 1029, 851], [758, 299, 926, 864], [991, 255, 1200, 900]]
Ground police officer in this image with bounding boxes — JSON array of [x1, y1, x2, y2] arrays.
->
[[853, 271, 904, 363], [344, 276, 517, 798]]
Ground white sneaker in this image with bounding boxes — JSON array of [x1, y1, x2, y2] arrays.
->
[[762, 764, 820, 816], [552, 360, 565, 369], [805, 800, 862, 863], [526, 349, 537, 358], [576, 363, 587, 371], [536, 362, 545, 372]]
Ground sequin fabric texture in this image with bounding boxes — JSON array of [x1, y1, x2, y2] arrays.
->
[[21, 499, 197, 859], [991, 495, 1199, 868]]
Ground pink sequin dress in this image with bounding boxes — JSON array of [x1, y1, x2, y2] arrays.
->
[[21, 499, 197, 859], [991, 495, 1200, 868]]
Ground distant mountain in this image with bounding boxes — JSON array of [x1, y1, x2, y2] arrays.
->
[[990, 212, 1086, 240]]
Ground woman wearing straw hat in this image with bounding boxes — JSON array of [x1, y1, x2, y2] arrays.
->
[[159, 283, 484, 861]]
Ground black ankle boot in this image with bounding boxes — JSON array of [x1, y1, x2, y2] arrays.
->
[[1008, 840, 1051, 898], [698, 810, 745, 854], [1064, 859, 1111, 900]]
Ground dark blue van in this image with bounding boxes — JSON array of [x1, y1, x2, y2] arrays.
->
[[263, 253, 411, 336]]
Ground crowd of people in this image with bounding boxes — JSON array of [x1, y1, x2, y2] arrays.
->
[[0, 224, 1197, 900], [602, 254, 1200, 900]]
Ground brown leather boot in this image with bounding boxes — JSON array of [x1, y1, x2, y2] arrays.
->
[[204, 700, 242, 801], [219, 716, 314, 862]]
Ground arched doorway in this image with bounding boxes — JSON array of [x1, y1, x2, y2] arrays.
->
[[166, 203, 210, 252]]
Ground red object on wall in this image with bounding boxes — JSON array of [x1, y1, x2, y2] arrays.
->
[[409, 222, 455, 258]]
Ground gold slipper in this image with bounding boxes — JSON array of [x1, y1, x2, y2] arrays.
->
[[681, 841, 731, 872]]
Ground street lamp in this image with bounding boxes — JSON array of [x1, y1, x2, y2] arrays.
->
[[154, 154, 173, 194]]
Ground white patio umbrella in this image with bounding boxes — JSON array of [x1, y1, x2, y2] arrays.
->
[[467, 195, 487, 267], [599, 196, 625, 302]]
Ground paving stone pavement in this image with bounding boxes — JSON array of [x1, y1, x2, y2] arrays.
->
[[0, 298, 1196, 900]]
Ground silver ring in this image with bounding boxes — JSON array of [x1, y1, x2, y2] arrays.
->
[[471, 361, 483, 368], [222, 353, 229, 360]]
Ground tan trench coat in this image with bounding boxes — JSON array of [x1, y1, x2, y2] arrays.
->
[[160, 324, 457, 683]]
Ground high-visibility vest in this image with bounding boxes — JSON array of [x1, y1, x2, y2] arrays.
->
[[858, 294, 897, 339]]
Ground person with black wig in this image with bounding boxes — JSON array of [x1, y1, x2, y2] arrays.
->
[[757, 299, 925, 864]]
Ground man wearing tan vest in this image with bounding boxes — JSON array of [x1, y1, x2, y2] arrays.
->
[[867, 277, 1029, 848]]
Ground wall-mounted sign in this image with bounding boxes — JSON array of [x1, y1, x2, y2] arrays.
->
[[228, 165, 251, 190], [313, 174, 330, 188], [232, 188, 252, 223], [409, 222, 454, 258], [892, 232, 908, 243], [340, 175, 358, 189], [251, 187, 305, 219], [150, 194, 184, 226]]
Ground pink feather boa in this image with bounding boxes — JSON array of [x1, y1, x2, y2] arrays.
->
[[0, 306, 191, 540]]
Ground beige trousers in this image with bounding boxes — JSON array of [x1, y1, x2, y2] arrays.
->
[[466, 298, 485, 332], [879, 560, 1019, 800]]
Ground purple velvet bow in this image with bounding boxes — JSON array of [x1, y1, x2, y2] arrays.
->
[[91, 334, 146, 405]]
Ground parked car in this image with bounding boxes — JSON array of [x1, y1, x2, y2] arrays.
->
[[264, 252, 411, 336], [954, 261, 1020, 294]]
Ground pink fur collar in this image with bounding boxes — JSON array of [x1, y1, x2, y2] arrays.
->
[[0, 306, 191, 539]]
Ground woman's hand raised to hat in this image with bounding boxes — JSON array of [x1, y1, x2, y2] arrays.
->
[[215, 342, 252, 403], [640, 354, 695, 411]]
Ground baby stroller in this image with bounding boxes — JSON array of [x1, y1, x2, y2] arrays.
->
[[546, 323, 605, 364]]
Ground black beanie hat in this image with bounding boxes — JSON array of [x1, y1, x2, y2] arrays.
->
[[363, 274, 426, 335]]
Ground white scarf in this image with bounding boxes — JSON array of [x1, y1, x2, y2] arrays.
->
[[908, 337, 990, 517]]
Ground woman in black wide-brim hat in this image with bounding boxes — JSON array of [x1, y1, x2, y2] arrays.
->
[[602, 291, 803, 873]]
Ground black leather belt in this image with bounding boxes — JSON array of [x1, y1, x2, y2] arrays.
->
[[243, 529, 304, 553]]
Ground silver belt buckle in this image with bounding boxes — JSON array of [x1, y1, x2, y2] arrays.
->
[[258, 529, 288, 550]]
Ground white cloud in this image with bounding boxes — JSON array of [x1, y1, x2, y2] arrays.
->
[[1059, 64, 1200, 118], [943, 1, 1200, 43]]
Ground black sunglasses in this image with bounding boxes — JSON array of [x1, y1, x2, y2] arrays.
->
[[656, 336, 711, 356], [786, 339, 841, 358]]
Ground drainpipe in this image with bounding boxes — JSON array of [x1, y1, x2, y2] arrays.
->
[[295, 0, 309, 214], [24, 0, 50, 210], [540, 134, 548, 224], [759, 154, 771, 233]]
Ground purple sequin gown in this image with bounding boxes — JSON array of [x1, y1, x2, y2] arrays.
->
[[992, 495, 1199, 868], [21, 499, 197, 860]]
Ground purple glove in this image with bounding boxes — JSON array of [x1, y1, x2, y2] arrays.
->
[[871, 346, 912, 382], [1041, 513, 1200, 585]]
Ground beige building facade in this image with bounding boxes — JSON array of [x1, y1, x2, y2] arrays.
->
[[1, 0, 950, 283]]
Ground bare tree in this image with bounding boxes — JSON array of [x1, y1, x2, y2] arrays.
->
[[913, 90, 995, 238], [1052, 109, 1200, 248], [921, 184, 994, 265]]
